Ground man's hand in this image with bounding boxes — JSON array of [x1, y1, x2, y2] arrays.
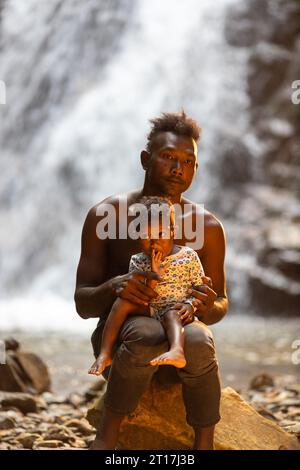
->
[[113, 271, 161, 306], [171, 302, 195, 326], [187, 276, 218, 320]]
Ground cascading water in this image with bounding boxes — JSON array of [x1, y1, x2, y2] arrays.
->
[[0, 0, 251, 331]]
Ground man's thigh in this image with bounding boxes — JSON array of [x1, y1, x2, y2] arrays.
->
[[118, 314, 167, 347]]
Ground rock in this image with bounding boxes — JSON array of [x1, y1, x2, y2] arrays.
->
[[41, 392, 67, 405], [42, 424, 78, 444], [0, 356, 30, 393], [286, 384, 300, 394], [64, 418, 95, 436], [84, 379, 107, 401], [217, 137, 253, 186], [283, 423, 300, 437], [0, 416, 15, 430], [0, 392, 38, 414], [16, 432, 41, 449], [67, 393, 85, 408], [70, 438, 87, 449], [0, 442, 12, 450], [250, 373, 275, 391], [33, 440, 65, 449], [0, 345, 51, 394], [4, 338, 20, 351], [249, 270, 300, 316], [86, 384, 300, 450], [15, 352, 51, 394]]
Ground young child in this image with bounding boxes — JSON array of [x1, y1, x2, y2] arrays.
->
[[88, 196, 205, 376]]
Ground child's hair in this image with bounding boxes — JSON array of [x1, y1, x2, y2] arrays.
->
[[137, 195, 175, 231]]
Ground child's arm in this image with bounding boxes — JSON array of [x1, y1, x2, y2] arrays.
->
[[147, 250, 163, 290]]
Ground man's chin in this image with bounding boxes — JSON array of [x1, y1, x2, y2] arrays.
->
[[162, 185, 184, 197]]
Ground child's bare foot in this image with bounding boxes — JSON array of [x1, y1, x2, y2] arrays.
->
[[88, 354, 112, 376], [149, 348, 186, 368]]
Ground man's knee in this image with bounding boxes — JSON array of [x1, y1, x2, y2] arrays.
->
[[118, 316, 168, 357], [182, 322, 218, 373]]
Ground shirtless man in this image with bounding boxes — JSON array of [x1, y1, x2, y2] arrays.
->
[[74, 111, 229, 450]]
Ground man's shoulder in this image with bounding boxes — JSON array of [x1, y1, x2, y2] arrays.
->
[[182, 196, 224, 231], [87, 189, 142, 218], [201, 209, 226, 255], [203, 209, 224, 231]]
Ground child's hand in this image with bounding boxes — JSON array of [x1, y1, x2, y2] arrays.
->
[[151, 249, 164, 275], [175, 302, 195, 326]]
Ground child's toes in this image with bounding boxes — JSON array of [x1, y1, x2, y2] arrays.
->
[[89, 364, 98, 374]]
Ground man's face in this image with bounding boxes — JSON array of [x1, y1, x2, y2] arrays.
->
[[143, 132, 198, 196]]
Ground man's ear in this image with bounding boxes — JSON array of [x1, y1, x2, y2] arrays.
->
[[140, 150, 150, 170]]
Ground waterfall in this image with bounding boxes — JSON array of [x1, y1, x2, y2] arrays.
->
[[0, 0, 250, 331]]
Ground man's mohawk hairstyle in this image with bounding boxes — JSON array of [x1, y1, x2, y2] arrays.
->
[[146, 110, 201, 153]]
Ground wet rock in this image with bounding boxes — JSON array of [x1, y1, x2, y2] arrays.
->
[[217, 137, 253, 186], [87, 385, 300, 450], [248, 43, 291, 105], [249, 270, 300, 316], [250, 373, 275, 391], [214, 0, 300, 316], [0, 392, 38, 414]]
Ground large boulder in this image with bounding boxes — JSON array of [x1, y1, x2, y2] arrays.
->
[[0, 339, 51, 394], [0, 392, 38, 414], [86, 383, 300, 450]]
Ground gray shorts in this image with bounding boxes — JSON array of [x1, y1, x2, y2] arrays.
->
[[149, 302, 178, 320]]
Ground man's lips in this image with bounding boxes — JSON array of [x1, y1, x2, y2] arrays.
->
[[166, 178, 184, 185]]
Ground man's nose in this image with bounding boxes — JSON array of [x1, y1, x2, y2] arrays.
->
[[171, 159, 183, 175]]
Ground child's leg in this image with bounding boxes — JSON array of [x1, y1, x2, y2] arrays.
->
[[89, 298, 147, 376], [150, 309, 186, 368]]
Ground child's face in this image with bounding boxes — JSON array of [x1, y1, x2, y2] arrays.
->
[[139, 219, 174, 259]]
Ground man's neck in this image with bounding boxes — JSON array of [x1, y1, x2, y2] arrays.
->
[[141, 181, 183, 205]]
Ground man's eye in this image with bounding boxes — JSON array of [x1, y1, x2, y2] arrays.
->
[[163, 154, 173, 159], [185, 159, 193, 165]]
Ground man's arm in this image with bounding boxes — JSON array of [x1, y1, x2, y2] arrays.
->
[[74, 200, 161, 319], [192, 214, 229, 325], [74, 204, 116, 319]]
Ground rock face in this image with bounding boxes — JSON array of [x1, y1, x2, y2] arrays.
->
[[217, 0, 300, 316], [86, 384, 300, 450]]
